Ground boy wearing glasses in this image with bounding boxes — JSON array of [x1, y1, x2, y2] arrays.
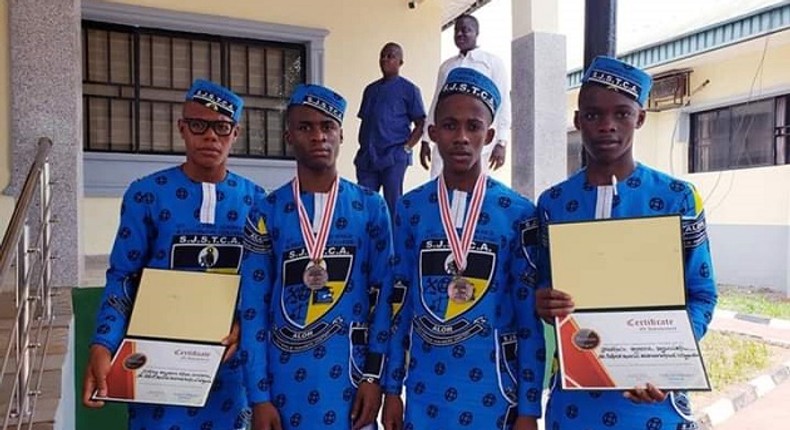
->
[[83, 79, 264, 430]]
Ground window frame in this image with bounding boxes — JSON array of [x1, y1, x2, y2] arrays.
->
[[81, 0, 328, 196], [688, 93, 790, 173], [82, 20, 306, 158]]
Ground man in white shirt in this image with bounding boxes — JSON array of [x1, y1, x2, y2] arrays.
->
[[420, 14, 512, 178]]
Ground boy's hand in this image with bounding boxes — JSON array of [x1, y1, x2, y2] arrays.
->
[[351, 379, 382, 429], [419, 141, 432, 170], [382, 394, 404, 430], [513, 416, 539, 430], [252, 402, 283, 430], [624, 383, 667, 403], [221, 321, 240, 362], [535, 288, 575, 320], [82, 345, 112, 408]]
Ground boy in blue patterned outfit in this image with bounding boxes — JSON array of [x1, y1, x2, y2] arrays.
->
[[535, 56, 718, 430], [239, 84, 394, 430], [83, 79, 263, 430], [382, 68, 545, 430]]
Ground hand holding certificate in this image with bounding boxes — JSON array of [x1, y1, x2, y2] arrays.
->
[[547, 215, 711, 392], [92, 269, 241, 407]]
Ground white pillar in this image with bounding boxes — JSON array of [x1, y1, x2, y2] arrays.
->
[[511, 0, 567, 200]]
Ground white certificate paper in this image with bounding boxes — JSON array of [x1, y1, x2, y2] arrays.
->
[[556, 309, 710, 391], [93, 338, 225, 407]]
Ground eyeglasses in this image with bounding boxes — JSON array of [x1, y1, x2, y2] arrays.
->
[[181, 118, 236, 137]]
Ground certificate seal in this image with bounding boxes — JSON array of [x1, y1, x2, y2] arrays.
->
[[572, 328, 601, 350], [303, 260, 329, 291], [123, 352, 148, 370]]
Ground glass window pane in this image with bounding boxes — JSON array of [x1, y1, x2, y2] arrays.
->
[[284, 48, 303, 97], [266, 48, 284, 97], [730, 99, 774, 168], [229, 44, 248, 94], [86, 29, 109, 83], [191, 40, 211, 81], [110, 99, 134, 151], [172, 38, 191, 89], [248, 46, 266, 96], [109, 31, 132, 84], [151, 35, 172, 88]]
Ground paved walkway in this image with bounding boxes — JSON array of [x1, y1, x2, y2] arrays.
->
[[703, 311, 790, 428], [710, 311, 790, 345], [714, 381, 790, 430]]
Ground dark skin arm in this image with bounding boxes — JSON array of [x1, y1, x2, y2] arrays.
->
[[221, 320, 240, 362], [488, 143, 506, 170], [82, 345, 112, 408], [419, 140, 432, 170], [252, 402, 283, 430], [513, 416, 539, 430], [406, 119, 425, 149], [382, 393, 404, 430], [351, 380, 382, 429]]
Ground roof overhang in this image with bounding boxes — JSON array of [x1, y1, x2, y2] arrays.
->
[[442, 0, 493, 29]]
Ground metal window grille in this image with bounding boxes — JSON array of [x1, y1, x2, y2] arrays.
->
[[82, 20, 305, 159]]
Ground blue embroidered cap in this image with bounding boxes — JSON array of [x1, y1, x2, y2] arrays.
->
[[582, 56, 653, 106], [288, 84, 347, 124], [439, 67, 501, 117], [185, 79, 244, 123]]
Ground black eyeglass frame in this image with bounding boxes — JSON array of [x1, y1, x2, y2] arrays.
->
[[180, 118, 238, 137]]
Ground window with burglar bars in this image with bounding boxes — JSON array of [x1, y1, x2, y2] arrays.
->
[[82, 20, 306, 158], [689, 94, 790, 173]]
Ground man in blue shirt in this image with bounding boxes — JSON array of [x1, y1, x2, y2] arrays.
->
[[355, 42, 426, 214], [83, 79, 263, 430]]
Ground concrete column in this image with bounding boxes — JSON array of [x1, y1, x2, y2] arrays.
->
[[8, 0, 83, 287], [511, 0, 567, 200]]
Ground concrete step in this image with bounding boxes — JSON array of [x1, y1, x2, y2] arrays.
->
[[0, 288, 72, 428]]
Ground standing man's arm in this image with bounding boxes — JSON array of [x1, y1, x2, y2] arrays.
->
[[489, 54, 511, 170], [408, 118, 425, 150], [406, 83, 427, 149], [239, 200, 282, 430], [352, 194, 394, 429], [83, 182, 152, 408]]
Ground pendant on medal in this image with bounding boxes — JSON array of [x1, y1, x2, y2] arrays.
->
[[303, 260, 329, 291], [447, 276, 474, 304]]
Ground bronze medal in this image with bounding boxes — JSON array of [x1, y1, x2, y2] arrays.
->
[[448, 276, 474, 303], [293, 176, 339, 292], [437, 173, 487, 305], [303, 260, 329, 291]]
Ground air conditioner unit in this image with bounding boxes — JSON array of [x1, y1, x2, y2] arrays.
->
[[647, 68, 693, 112]]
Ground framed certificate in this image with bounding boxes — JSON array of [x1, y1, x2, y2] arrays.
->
[[556, 310, 710, 390], [98, 338, 225, 406], [548, 215, 710, 391], [93, 268, 240, 407]]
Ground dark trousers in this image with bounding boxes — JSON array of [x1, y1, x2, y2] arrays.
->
[[356, 160, 408, 216]]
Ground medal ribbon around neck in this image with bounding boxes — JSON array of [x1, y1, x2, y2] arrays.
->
[[292, 176, 339, 264], [437, 173, 487, 275]]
